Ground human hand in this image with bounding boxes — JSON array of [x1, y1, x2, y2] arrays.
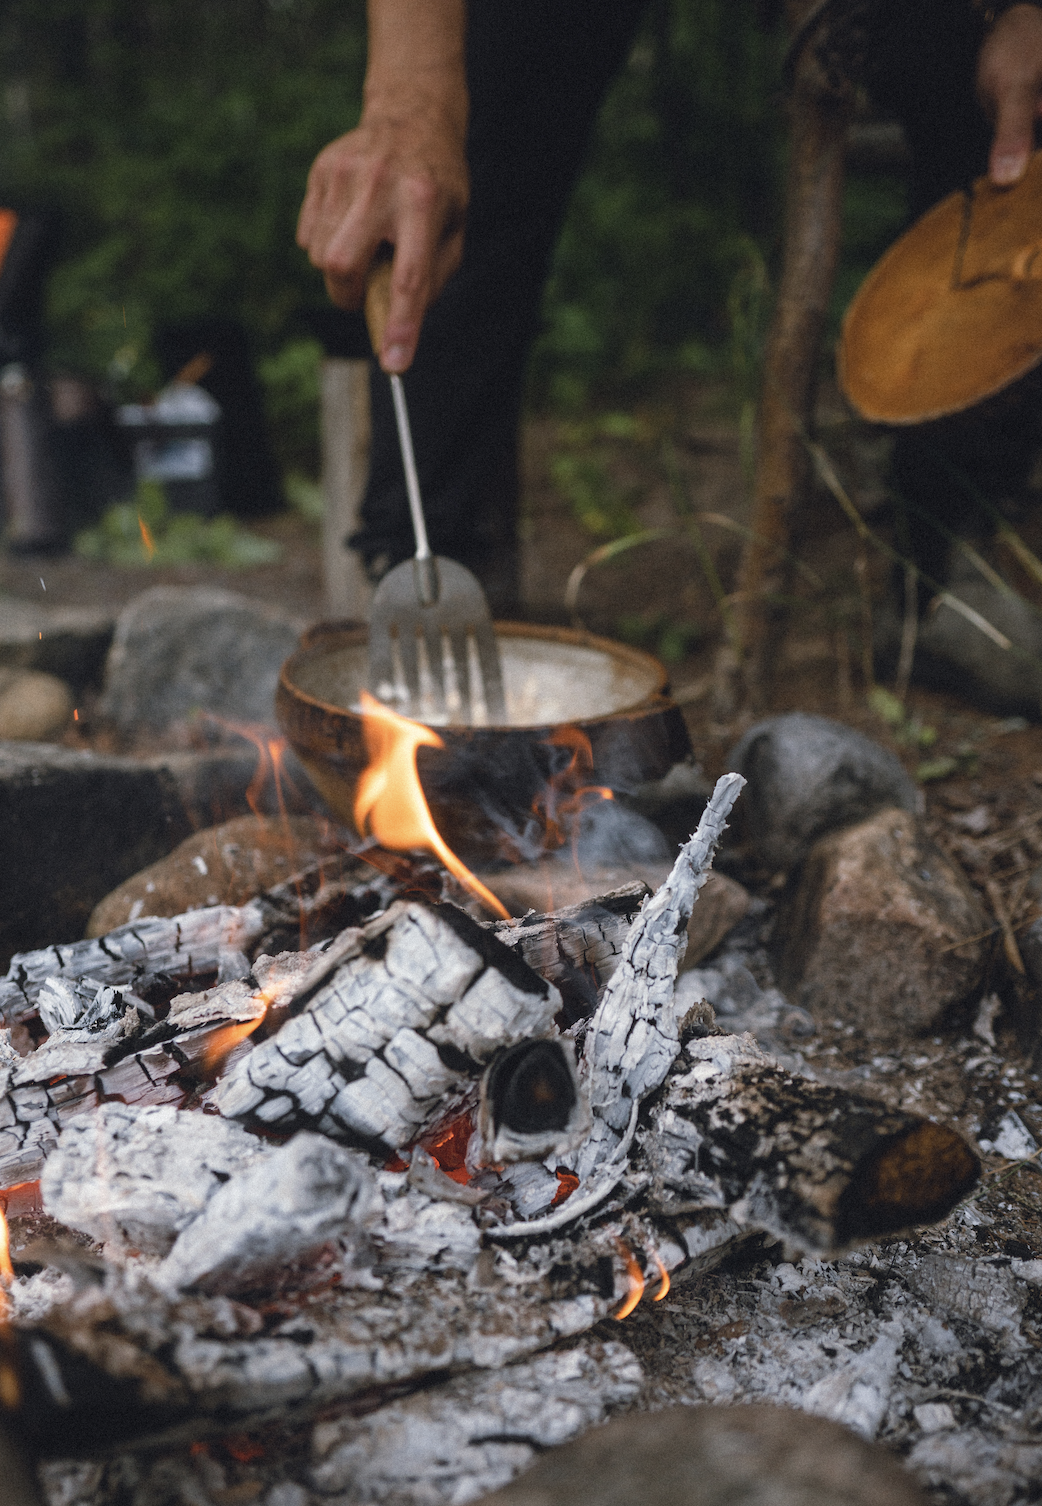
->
[[978, 3, 1042, 185], [297, 102, 468, 373]]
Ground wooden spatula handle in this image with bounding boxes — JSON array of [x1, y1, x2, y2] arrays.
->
[[364, 257, 393, 357]]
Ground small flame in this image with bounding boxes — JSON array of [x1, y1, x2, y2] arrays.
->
[[652, 1251, 670, 1301], [138, 513, 156, 560], [613, 1239, 646, 1321], [356, 691, 509, 919], [531, 725, 614, 862], [0, 1207, 19, 1409], [0, 1208, 12, 1290], [203, 1014, 267, 1074]]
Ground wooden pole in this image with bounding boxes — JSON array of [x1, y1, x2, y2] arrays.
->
[[320, 358, 372, 621], [726, 0, 856, 713]]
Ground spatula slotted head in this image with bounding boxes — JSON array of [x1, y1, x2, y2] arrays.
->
[[368, 555, 507, 724]]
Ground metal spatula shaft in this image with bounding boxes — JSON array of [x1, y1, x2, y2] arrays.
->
[[363, 261, 506, 723]]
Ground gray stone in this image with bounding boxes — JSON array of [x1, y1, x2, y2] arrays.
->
[[775, 807, 990, 1041], [100, 585, 304, 734], [0, 742, 300, 964], [475, 1403, 926, 1506], [728, 712, 919, 872], [0, 596, 114, 694], [876, 562, 1042, 719]]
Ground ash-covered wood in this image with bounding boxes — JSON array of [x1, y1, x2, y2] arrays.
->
[[40, 1103, 265, 1255], [582, 772, 746, 1149], [0, 903, 269, 1027], [645, 1031, 980, 1253], [156, 1132, 377, 1294], [212, 900, 561, 1152], [489, 882, 649, 1022], [0, 971, 270, 1188]]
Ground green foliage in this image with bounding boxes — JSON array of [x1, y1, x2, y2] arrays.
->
[[549, 412, 646, 539], [0, 0, 366, 393], [616, 610, 704, 664], [74, 479, 282, 566], [529, 0, 785, 409], [258, 337, 324, 479]]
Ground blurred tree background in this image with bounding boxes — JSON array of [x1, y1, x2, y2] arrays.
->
[[0, 0, 905, 480]]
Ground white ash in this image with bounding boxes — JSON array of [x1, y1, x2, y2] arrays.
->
[[35, 1342, 641, 1506], [157, 1133, 377, 1295], [213, 901, 561, 1151], [977, 1109, 1037, 1162], [40, 1103, 265, 1254], [0, 902, 268, 1025], [307, 1340, 643, 1505], [908, 1428, 1042, 1506]]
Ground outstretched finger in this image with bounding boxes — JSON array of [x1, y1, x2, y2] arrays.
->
[[990, 79, 1038, 183], [379, 199, 441, 372]]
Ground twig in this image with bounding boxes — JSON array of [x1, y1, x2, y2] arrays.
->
[[984, 875, 1026, 974], [895, 560, 918, 704]]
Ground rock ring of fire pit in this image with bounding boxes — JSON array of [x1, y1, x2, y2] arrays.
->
[[276, 621, 692, 864]]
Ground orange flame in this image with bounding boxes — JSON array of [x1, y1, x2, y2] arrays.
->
[[203, 1015, 267, 1074], [0, 1209, 12, 1291], [533, 725, 614, 858], [0, 1207, 19, 1408], [652, 1251, 670, 1301], [613, 1239, 646, 1321], [356, 691, 509, 919], [138, 513, 156, 560]]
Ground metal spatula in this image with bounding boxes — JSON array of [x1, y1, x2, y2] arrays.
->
[[364, 264, 506, 725]]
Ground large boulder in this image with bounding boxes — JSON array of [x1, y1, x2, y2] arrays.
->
[[728, 713, 919, 872], [100, 585, 304, 735], [474, 1402, 927, 1506], [775, 807, 990, 1041]]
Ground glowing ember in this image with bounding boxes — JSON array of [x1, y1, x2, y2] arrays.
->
[[0, 1208, 12, 1290], [355, 691, 509, 919], [138, 513, 156, 560], [613, 1239, 646, 1321], [551, 1169, 580, 1207], [0, 1208, 19, 1409], [420, 1111, 474, 1185]]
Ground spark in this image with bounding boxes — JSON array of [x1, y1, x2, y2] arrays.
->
[[73, 709, 79, 722], [138, 514, 156, 560]]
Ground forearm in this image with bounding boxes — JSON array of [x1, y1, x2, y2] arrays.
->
[[363, 0, 467, 136]]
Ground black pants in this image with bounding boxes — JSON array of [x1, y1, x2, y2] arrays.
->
[[337, 0, 1032, 608], [347, 0, 647, 613], [866, 0, 1042, 590]]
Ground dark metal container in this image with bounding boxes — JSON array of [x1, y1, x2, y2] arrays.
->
[[276, 621, 692, 866]]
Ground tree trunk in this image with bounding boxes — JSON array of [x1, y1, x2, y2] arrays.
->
[[727, 0, 856, 712]]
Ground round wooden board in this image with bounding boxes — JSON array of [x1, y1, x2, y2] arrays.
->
[[839, 150, 1042, 424]]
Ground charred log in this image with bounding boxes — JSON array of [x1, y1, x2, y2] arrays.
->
[[645, 1032, 980, 1254]]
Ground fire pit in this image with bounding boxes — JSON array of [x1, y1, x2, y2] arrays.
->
[[276, 622, 692, 865]]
